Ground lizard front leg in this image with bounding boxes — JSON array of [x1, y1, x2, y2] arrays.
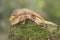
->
[[22, 20, 26, 25]]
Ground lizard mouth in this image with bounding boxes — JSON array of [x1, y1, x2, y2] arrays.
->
[[9, 19, 16, 25], [9, 17, 20, 25]]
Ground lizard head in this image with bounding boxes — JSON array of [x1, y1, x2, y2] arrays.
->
[[9, 10, 20, 25], [9, 9, 26, 25]]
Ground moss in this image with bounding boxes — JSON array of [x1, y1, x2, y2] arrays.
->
[[8, 20, 58, 40]]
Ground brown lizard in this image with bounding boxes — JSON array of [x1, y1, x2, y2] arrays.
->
[[9, 8, 58, 27]]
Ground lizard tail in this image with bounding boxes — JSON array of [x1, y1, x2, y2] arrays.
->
[[45, 21, 58, 27]]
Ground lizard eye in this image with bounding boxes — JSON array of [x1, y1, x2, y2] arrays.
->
[[12, 13, 16, 16], [12, 12, 17, 16]]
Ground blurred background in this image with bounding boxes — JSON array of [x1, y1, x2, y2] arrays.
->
[[0, 0, 60, 40]]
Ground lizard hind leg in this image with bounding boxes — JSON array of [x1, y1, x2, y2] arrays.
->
[[41, 23, 48, 29], [43, 24, 50, 29], [40, 20, 49, 29]]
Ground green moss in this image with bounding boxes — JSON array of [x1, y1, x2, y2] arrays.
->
[[8, 20, 58, 40]]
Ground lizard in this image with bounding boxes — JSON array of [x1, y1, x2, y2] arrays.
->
[[9, 8, 58, 27]]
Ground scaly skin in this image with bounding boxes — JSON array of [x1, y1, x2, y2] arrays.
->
[[9, 8, 58, 27]]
